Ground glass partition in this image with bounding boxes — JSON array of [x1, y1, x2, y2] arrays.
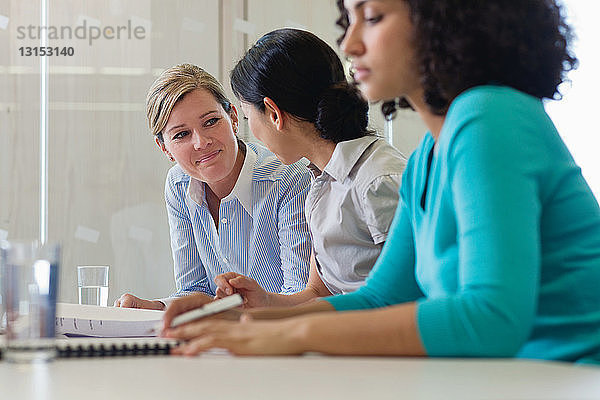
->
[[0, 1, 41, 244], [2, 0, 422, 304]]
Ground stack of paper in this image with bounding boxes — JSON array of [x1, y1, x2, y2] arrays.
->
[[55, 303, 163, 337]]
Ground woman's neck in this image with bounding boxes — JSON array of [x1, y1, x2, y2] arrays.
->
[[207, 146, 245, 200], [420, 111, 445, 141], [304, 130, 337, 172], [407, 93, 445, 140]]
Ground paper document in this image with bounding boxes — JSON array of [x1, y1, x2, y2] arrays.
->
[[55, 303, 164, 337]]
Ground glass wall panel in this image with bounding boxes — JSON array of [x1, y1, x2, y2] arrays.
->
[[0, 0, 41, 242], [2, 0, 427, 305], [44, 0, 220, 303]]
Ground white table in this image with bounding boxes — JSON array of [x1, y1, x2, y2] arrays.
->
[[1, 354, 600, 399]]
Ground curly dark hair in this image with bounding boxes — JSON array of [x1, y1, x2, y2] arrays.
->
[[336, 0, 578, 117]]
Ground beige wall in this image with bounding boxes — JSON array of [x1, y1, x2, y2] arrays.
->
[[0, 0, 425, 304]]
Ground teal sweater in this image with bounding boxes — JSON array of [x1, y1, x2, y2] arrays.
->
[[326, 86, 600, 362]]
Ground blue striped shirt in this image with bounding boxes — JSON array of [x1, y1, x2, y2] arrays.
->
[[164, 142, 311, 297]]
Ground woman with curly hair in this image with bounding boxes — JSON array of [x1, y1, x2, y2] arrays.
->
[[163, 0, 600, 362]]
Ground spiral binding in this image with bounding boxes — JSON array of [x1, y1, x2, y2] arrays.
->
[[1, 337, 180, 359]]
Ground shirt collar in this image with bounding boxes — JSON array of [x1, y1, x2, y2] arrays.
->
[[222, 145, 255, 214], [306, 162, 323, 179], [186, 144, 256, 214], [322, 136, 379, 182]]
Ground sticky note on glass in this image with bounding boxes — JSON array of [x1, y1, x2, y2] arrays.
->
[[76, 15, 101, 27], [75, 225, 100, 243], [0, 14, 9, 30], [233, 18, 255, 35]]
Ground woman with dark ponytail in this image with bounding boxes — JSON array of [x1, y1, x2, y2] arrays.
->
[[218, 28, 406, 306], [164, 28, 406, 314]]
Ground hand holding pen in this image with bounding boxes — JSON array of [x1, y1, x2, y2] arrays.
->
[[160, 293, 243, 336]]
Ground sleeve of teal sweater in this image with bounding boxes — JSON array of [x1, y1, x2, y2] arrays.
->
[[415, 98, 543, 357]]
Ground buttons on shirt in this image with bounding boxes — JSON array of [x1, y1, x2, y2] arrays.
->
[[222, 257, 228, 264], [221, 218, 227, 224]]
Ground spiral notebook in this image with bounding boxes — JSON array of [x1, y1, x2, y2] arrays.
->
[[0, 337, 180, 359], [55, 337, 180, 357], [52, 303, 177, 358]]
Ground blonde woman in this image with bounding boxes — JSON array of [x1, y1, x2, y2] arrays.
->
[[115, 64, 311, 309]]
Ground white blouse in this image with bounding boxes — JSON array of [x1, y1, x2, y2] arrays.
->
[[305, 135, 406, 294]]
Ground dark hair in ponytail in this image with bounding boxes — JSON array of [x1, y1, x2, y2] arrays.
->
[[231, 28, 370, 143]]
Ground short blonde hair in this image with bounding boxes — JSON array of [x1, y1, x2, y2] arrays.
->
[[146, 64, 232, 141]]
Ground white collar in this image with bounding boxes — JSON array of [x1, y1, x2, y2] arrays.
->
[[324, 136, 378, 181]]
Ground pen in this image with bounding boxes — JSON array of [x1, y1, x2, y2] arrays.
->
[[170, 294, 243, 328], [149, 294, 243, 334]]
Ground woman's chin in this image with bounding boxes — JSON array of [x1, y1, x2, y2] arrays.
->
[[356, 83, 387, 103]]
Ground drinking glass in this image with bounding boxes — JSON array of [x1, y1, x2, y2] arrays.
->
[[77, 265, 109, 306], [1, 240, 60, 363]]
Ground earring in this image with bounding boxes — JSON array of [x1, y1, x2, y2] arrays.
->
[[346, 57, 356, 80]]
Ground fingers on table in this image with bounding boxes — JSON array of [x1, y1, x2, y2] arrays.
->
[[114, 293, 138, 308]]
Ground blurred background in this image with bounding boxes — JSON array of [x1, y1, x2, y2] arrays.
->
[[0, 0, 596, 303]]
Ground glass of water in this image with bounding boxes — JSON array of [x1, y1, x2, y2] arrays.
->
[[1, 240, 60, 363], [77, 265, 109, 306]]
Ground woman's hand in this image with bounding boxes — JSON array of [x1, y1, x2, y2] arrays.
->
[[165, 302, 425, 357], [166, 315, 305, 356], [114, 294, 165, 310], [161, 292, 242, 333], [161, 292, 214, 331], [214, 272, 271, 308]]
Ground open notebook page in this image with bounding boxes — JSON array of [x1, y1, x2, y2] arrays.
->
[[56, 303, 163, 337]]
